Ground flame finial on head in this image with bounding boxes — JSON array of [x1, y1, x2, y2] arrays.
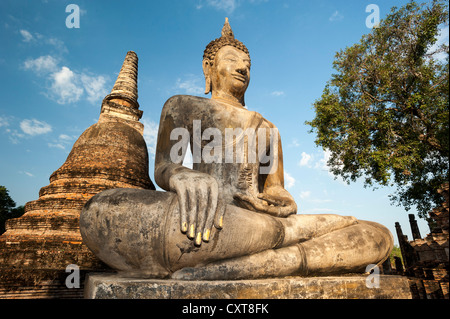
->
[[203, 18, 250, 65], [221, 17, 234, 39]]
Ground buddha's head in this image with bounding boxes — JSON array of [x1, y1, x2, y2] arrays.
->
[[203, 18, 251, 106]]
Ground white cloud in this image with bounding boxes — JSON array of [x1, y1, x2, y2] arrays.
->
[[19, 171, 34, 177], [48, 143, 66, 150], [289, 138, 300, 147], [20, 119, 52, 136], [5, 128, 24, 144], [199, 0, 238, 13], [80, 74, 109, 104], [300, 191, 311, 199], [175, 76, 204, 95], [24, 56, 109, 105], [58, 134, 74, 141], [45, 36, 68, 53], [197, 0, 266, 13], [50, 66, 84, 104], [299, 190, 333, 204], [59, 134, 71, 140], [315, 149, 347, 184], [196, 0, 270, 13], [309, 198, 333, 204], [19, 30, 68, 52], [300, 207, 343, 214], [284, 171, 295, 189], [299, 152, 312, 167], [23, 55, 58, 74], [315, 149, 332, 171], [0, 116, 9, 128], [19, 29, 33, 42], [271, 91, 285, 97], [329, 10, 344, 22], [142, 118, 160, 159], [427, 24, 449, 63], [47, 134, 76, 150]]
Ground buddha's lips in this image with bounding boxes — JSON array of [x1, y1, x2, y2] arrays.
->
[[232, 74, 247, 82]]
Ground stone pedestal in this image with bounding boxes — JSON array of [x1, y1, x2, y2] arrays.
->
[[84, 273, 412, 299]]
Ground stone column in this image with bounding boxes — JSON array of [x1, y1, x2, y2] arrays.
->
[[395, 222, 418, 272], [409, 214, 422, 240]]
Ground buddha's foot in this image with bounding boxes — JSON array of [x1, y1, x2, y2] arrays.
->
[[171, 245, 306, 280]]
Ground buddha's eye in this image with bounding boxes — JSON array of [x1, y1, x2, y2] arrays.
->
[[223, 54, 237, 61]]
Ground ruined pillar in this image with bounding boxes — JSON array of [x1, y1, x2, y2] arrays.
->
[[409, 214, 422, 240]]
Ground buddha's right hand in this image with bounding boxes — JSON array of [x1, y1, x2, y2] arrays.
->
[[169, 171, 225, 246]]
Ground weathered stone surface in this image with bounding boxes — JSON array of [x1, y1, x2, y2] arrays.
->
[[85, 273, 412, 299], [81, 19, 394, 283], [395, 183, 448, 299]]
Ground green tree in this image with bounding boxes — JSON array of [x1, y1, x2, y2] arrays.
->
[[389, 245, 403, 267], [307, 1, 449, 219], [0, 185, 25, 235]]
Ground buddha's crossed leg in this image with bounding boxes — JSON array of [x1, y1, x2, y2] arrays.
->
[[172, 218, 393, 280]]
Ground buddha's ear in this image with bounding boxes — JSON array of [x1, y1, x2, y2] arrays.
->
[[202, 59, 212, 95]]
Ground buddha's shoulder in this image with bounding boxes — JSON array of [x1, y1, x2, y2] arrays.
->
[[248, 109, 277, 129], [163, 95, 212, 108]]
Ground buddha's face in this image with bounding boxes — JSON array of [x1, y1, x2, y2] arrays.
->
[[204, 45, 251, 103]]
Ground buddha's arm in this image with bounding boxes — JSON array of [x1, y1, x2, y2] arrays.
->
[[260, 129, 297, 212], [154, 96, 224, 246], [154, 98, 189, 191], [234, 129, 297, 217]]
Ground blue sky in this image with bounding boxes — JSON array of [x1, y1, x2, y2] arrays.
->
[[1, 0, 446, 244]]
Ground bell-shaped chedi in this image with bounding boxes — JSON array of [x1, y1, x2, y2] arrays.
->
[[0, 51, 155, 298]]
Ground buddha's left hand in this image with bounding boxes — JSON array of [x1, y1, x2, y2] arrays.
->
[[233, 191, 297, 217]]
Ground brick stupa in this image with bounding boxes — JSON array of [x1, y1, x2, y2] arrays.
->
[[0, 51, 155, 298]]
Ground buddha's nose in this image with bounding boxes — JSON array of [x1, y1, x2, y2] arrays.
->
[[236, 67, 247, 77]]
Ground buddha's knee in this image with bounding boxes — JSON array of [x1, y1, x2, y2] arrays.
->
[[357, 220, 394, 262], [302, 219, 394, 274], [80, 188, 175, 278]]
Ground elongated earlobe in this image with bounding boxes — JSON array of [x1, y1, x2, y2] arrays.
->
[[204, 76, 211, 95], [203, 60, 212, 95]]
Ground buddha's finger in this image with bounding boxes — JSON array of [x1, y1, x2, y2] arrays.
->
[[174, 184, 188, 233], [234, 193, 290, 217], [232, 193, 253, 210], [186, 187, 197, 239], [203, 183, 218, 242], [234, 193, 262, 209], [239, 194, 281, 215], [257, 193, 288, 206], [213, 197, 226, 230], [194, 185, 208, 246]]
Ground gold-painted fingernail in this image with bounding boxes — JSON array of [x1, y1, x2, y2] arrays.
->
[[189, 224, 195, 238], [203, 229, 211, 242], [182, 222, 188, 233], [195, 232, 202, 246], [219, 216, 223, 228]]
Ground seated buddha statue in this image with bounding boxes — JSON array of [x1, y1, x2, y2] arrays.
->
[[80, 18, 393, 280]]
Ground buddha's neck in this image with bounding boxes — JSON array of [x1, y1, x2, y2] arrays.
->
[[211, 92, 245, 108]]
